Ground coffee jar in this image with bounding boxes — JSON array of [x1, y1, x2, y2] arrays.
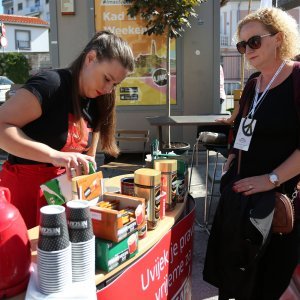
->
[[134, 168, 161, 230], [154, 160, 177, 212]]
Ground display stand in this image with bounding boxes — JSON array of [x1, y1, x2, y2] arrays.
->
[[10, 175, 195, 300]]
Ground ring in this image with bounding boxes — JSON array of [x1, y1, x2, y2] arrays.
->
[[249, 185, 253, 190]]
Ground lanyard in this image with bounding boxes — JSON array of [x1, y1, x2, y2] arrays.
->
[[247, 61, 286, 118]]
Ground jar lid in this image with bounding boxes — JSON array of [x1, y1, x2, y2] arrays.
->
[[134, 168, 161, 186], [154, 159, 177, 172]]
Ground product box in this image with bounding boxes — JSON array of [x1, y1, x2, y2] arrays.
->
[[40, 173, 72, 205], [90, 193, 146, 242], [71, 171, 104, 202], [41, 164, 102, 205], [95, 231, 138, 272]]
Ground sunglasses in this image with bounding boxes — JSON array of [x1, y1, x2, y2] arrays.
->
[[236, 33, 276, 54]]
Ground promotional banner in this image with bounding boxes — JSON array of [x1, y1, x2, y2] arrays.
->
[[96, 199, 195, 299], [94, 0, 176, 106]]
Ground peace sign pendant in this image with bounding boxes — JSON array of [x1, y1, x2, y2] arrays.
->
[[242, 117, 255, 137], [233, 117, 257, 151]]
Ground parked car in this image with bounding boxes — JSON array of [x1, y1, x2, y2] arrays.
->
[[0, 76, 14, 104]]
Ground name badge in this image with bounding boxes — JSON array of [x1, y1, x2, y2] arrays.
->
[[234, 117, 256, 151]]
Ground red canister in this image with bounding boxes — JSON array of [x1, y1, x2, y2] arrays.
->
[[121, 177, 135, 196], [0, 187, 31, 298]]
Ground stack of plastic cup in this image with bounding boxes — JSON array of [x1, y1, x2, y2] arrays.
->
[[37, 205, 72, 294], [66, 200, 95, 282]]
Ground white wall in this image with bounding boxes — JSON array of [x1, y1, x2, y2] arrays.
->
[[2, 24, 49, 52]]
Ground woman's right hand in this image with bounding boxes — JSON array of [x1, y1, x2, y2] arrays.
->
[[215, 117, 234, 125], [49, 150, 97, 179]]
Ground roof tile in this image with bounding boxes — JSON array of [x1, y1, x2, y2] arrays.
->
[[0, 14, 48, 26]]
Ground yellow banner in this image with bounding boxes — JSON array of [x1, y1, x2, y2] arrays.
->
[[94, 0, 176, 106]]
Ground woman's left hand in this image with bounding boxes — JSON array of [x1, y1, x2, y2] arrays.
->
[[232, 174, 274, 195]]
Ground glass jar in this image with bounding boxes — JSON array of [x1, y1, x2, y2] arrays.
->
[[154, 160, 177, 212], [134, 168, 161, 230]]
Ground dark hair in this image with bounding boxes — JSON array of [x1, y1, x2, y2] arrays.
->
[[69, 31, 134, 156]]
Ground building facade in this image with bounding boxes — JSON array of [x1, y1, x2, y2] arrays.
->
[[2, 0, 50, 23], [220, 0, 300, 90], [1, 0, 51, 73], [48, 0, 221, 148]]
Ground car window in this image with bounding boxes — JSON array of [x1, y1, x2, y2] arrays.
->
[[0, 77, 14, 85]]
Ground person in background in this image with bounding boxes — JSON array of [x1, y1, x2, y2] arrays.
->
[[216, 65, 239, 125], [215, 103, 239, 125], [0, 31, 134, 229], [220, 65, 226, 106], [204, 7, 300, 299]]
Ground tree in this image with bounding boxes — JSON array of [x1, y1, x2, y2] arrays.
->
[[127, 0, 206, 148], [0, 53, 30, 83]]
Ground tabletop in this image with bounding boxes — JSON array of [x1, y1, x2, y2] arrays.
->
[[146, 115, 230, 126], [12, 174, 187, 299]]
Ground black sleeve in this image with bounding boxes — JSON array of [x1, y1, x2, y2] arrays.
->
[[22, 70, 63, 113]]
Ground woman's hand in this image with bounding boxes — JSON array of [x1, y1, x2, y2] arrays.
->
[[215, 117, 234, 125], [49, 150, 97, 179], [232, 174, 274, 196]]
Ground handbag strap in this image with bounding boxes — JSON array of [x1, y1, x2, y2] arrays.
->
[[237, 91, 252, 175]]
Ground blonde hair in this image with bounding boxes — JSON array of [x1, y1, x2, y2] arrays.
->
[[236, 7, 300, 61]]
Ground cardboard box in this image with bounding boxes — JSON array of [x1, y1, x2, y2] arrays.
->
[[41, 165, 102, 205], [90, 193, 146, 242], [95, 232, 138, 272], [40, 173, 72, 205], [71, 171, 103, 202]]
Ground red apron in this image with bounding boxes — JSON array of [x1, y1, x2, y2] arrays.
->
[[0, 162, 65, 229]]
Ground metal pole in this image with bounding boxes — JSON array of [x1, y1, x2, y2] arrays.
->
[[240, 0, 252, 90], [248, 0, 252, 14]]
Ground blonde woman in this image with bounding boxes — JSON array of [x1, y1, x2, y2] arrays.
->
[[204, 8, 300, 299]]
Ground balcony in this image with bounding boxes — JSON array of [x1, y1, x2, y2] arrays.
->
[[220, 34, 236, 48], [2, 0, 13, 5], [23, 5, 43, 17], [220, 34, 230, 47]]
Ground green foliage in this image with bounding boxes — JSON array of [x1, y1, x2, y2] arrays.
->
[[0, 53, 30, 83], [127, 0, 207, 39]]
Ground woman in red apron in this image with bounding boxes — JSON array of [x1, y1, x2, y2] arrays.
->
[[0, 31, 134, 229]]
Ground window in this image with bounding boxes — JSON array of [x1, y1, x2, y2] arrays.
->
[[17, 3, 23, 10], [15, 30, 31, 50]]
